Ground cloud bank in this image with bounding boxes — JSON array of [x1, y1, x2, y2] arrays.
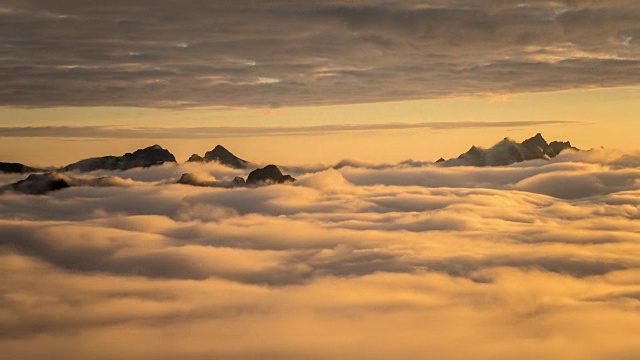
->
[[3, 1, 640, 108], [1, 149, 639, 359]]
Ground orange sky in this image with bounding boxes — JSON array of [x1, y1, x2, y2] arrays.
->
[[1, 86, 639, 166]]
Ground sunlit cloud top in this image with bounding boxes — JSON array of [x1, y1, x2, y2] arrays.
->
[[3, 0, 640, 108]]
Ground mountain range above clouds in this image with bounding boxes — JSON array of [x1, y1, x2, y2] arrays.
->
[[439, 133, 577, 167], [1, 133, 578, 195]]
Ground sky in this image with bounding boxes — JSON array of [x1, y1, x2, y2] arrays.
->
[[2, 1, 640, 359], [2, 0, 640, 165]]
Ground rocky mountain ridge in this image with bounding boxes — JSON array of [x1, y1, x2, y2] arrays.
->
[[0, 162, 43, 174], [62, 144, 177, 172], [0, 134, 580, 194], [439, 133, 577, 167]]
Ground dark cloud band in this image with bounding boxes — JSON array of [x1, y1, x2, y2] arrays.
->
[[2, 1, 640, 108]]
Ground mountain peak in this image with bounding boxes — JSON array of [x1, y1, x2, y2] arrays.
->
[[135, 144, 169, 154], [0, 162, 42, 174], [188, 154, 203, 162], [246, 165, 295, 185], [187, 145, 249, 169], [2, 172, 70, 195], [522, 133, 549, 149], [63, 144, 176, 172], [442, 133, 578, 167]]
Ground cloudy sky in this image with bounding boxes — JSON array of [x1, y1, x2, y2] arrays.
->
[[4, 0, 640, 108], [2, 0, 640, 164], [2, 1, 640, 359]]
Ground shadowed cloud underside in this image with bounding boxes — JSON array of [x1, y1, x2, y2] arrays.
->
[[3, 1, 640, 108]]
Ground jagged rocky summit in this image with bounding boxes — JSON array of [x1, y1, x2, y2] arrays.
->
[[0, 162, 43, 174], [63, 144, 176, 172], [440, 133, 577, 167], [186, 145, 249, 169], [1, 135, 582, 195]]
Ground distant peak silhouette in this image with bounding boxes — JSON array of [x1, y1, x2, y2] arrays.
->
[[0, 162, 43, 174], [62, 144, 177, 172], [246, 165, 295, 185], [439, 133, 578, 167], [186, 145, 249, 169]]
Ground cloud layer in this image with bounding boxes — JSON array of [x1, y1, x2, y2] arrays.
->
[[0, 120, 578, 138], [3, 1, 640, 108], [1, 149, 639, 359]]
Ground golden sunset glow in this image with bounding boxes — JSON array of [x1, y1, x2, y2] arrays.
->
[[2, 86, 639, 166], [2, 1, 640, 360]]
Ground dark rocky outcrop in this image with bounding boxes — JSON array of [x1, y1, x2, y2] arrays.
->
[[178, 165, 294, 188], [549, 141, 575, 156], [177, 173, 248, 188], [2, 173, 70, 195], [521, 133, 576, 158], [246, 165, 295, 185], [186, 145, 248, 169], [0, 162, 42, 174], [187, 154, 203, 162], [177, 173, 205, 186], [440, 133, 578, 167], [232, 176, 246, 186], [62, 144, 176, 172], [1, 172, 131, 195]]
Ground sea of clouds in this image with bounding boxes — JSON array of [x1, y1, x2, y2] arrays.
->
[[1, 148, 639, 359]]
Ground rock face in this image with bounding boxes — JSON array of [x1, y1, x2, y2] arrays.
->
[[549, 141, 574, 156], [0, 162, 41, 174], [177, 173, 248, 188], [441, 133, 577, 167], [521, 133, 576, 158], [1, 172, 130, 195], [63, 145, 176, 172], [187, 154, 203, 162], [177, 173, 204, 186], [246, 165, 295, 185], [187, 145, 248, 169], [179, 165, 294, 188], [232, 176, 246, 186], [2, 173, 70, 195]]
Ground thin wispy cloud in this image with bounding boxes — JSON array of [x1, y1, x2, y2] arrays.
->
[[0, 120, 580, 138]]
